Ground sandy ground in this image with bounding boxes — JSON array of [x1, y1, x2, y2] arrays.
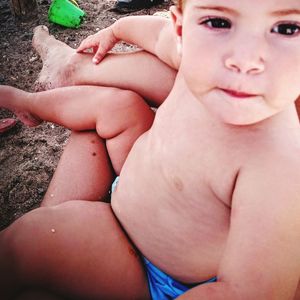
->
[[0, 0, 172, 230]]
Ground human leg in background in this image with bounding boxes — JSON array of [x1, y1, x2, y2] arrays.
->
[[42, 131, 114, 206], [32, 25, 176, 107], [0, 130, 150, 300]]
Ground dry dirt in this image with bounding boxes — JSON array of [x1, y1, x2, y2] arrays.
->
[[0, 0, 172, 230]]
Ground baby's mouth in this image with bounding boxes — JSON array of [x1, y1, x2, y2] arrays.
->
[[219, 88, 257, 99]]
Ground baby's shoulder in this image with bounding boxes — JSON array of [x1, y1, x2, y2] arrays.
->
[[235, 139, 300, 205], [249, 139, 300, 176], [245, 127, 300, 171]]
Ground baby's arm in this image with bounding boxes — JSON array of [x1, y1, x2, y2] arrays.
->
[[77, 15, 179, 70], [178, 155, 300, 299]]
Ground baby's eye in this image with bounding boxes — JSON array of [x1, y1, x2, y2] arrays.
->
[[200, 17, 231, 29], [271, 23, 300, 36]]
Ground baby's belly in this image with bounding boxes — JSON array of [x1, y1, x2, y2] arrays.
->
[[111, 135, 230, 283]]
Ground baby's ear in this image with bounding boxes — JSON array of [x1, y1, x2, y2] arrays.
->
[[170, 5, 183, 38]]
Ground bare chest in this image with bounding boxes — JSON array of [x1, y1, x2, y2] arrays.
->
[[149, 104, 245, 207], [112, 103, 246, 280]]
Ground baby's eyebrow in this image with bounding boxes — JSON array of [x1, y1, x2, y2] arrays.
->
[[194, 6, 239, 16], [271, 9, 300, 17], [194, 6, 300, 18]]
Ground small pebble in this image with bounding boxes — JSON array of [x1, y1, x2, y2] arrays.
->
[[29, 56, 38, 63]]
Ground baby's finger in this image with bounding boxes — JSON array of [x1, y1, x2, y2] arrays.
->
[[92, 45, 109, 64], [77, 42, 88, 53], [76, 39, 87, 52], [77, 37, 95, 53], [92, 49, 104, 64], [92, 41, 113, 64]]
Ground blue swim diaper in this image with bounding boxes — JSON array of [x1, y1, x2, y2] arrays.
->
[[111, 176, 119, 192], [142, 257, 217, 300]]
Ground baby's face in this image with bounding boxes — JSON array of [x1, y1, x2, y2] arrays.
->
[[177, 0, 300, 125]]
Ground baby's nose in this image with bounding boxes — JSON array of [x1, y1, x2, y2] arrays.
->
[[224, 55, 265, 75], [224, 34, 266, 75]]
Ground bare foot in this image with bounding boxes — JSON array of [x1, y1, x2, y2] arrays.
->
[[32, 25, 76, 91], [0, 85, 42, 127]]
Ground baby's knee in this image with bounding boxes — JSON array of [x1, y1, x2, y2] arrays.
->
[[97, 89, 155, 138], [117, 89, 155, 130]]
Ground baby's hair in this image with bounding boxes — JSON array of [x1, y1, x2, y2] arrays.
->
[[174, 0, 184, 10]]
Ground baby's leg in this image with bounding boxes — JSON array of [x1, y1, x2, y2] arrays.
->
[[0, 85, 154, 174], [0, 201, 150, 299], [32, 26, 176, 106]]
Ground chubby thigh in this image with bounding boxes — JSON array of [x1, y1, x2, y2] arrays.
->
[[0, 201, 150, 300]]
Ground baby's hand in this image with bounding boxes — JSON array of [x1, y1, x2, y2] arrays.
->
[[76, 27, 119, 64]]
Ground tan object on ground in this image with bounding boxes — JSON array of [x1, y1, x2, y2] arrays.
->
[[0, 118, 17, 134]]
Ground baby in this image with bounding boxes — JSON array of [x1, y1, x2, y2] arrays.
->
[[1, 0, 300, 299]]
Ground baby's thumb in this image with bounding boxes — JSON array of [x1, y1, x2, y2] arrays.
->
[[76, 40, 85, 52], [77, 37, 95, 53]]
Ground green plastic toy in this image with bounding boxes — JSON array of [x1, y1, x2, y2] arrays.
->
[[48, 0, 86, 28]]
